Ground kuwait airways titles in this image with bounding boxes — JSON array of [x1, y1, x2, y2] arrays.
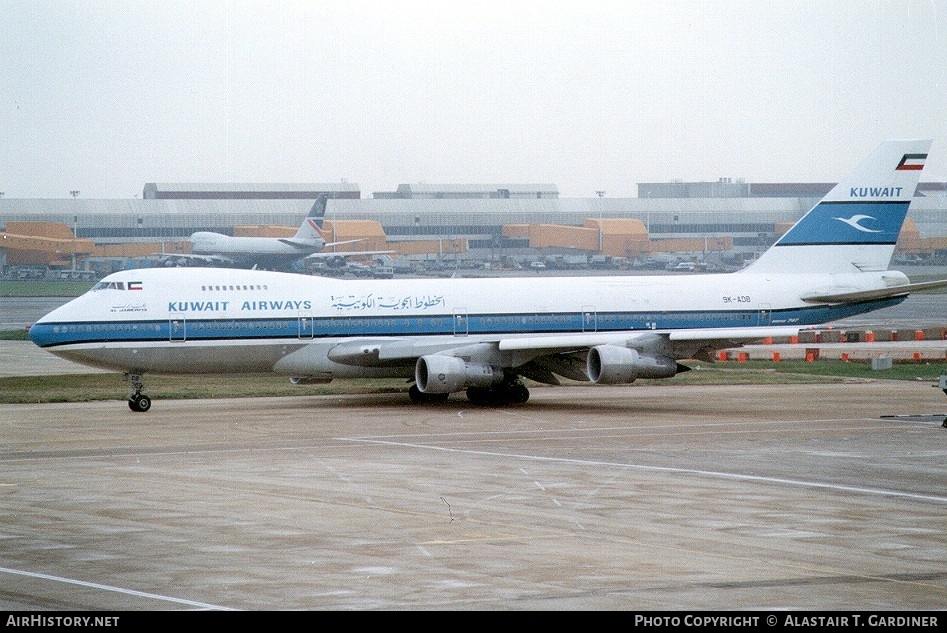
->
[[165, 294, 448, 314], [849, 186, 903, 197], [166, 300, 313, 312]]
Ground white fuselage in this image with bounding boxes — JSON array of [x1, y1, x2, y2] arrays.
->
[[29, 266, 905, 379], [190, 233, 323, 257]]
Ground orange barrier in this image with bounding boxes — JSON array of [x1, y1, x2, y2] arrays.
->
[[717, 351, 728, 362], [916, 330, 925, 341], [841, 352, 849, 362], [737, 352, 748, 363], [789, 335, 799, 344], [772, 352, 781, 362], [805, 352, 815, 363], [865, 331, 875, 342]]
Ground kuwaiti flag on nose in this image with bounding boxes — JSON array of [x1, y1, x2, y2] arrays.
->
[[896, 153, 927, 171], [128, 281, 143, 290]]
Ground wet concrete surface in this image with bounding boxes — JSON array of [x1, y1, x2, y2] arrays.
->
[[3, 285, 947, 611], [0, 383, 945, 610]]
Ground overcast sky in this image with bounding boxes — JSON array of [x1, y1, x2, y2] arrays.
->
[[2, 0, 945, 199]]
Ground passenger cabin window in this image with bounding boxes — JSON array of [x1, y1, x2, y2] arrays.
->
[[199, 283, 266, 292]]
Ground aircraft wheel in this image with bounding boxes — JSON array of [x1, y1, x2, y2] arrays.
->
[[466, 386, 492, 404], [128, 394, 151, 412], [507, 384, 530, 404]]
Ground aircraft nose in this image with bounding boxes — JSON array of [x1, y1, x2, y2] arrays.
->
[[27, 300, 75, 347], [28, 321, 50, 347]]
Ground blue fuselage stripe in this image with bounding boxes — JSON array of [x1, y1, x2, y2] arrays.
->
[[30, 298, 905, 348]]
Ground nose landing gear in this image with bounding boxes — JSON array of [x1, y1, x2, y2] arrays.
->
[[125, 373, 151, 412]]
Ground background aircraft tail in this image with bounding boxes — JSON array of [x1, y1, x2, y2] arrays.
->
[[294, 195, 329, 241], [743, 139, 932, 275]]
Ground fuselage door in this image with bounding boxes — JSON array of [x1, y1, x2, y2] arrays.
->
[[453, 309, 469, 336], [298, 312, 314, 339], [169, 312, 186, 342], [582, 306, 597, 332], [758, 304, 772, 326]]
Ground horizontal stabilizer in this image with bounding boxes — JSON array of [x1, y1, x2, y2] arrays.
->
[[801, 278, 947, 304], [277, 237, 323, 249]]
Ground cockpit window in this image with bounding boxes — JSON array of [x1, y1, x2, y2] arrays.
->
[[92, 281, 127, 291]]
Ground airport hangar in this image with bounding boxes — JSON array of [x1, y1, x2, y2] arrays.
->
[[1, 180, 946, 275]]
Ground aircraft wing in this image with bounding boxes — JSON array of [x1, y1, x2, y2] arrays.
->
[[323, 238, 366, 248], [304, 249, 398, 261], [801, 278, 947, 304], [492, 326, 803, 364], [307, 325, 804, 382], [282, 237, 367, 249]]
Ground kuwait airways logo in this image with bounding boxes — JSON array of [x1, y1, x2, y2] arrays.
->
[[833, 214, 881, 233], [896, 153, 927, 171]]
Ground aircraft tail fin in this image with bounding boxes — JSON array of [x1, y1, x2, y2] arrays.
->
[[294, 195, 329, 241], [742, 139, 932, 275]]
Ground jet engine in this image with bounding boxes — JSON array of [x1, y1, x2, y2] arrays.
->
[[323, 256, 348, 269], [586, 345, 678, 384], [415, 355, 501, 394]]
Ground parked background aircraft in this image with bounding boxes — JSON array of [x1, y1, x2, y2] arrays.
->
[[157, 195, 393, 271], [30, 139, 944, 412]]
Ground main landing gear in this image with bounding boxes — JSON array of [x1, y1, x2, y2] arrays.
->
[[407, 378, 530, 405], [125, 373, 151, 412], [465, 378, 530, 405]]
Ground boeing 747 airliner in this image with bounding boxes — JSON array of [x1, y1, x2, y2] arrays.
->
[[157, 195, 393, 271], [30, 139, 942, 411]]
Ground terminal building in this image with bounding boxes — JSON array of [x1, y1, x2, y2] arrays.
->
[[1, 180, 946, 276]]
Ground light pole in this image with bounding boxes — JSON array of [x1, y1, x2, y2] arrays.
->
[[595, 191, 605, 252], [69, 191, 80, 272]]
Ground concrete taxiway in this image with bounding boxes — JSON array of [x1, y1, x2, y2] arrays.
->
[[1, 379, 945, 611]]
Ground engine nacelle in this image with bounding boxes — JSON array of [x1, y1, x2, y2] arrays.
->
[[586, 345, 678, 384], [415, 355, 500, 394]]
